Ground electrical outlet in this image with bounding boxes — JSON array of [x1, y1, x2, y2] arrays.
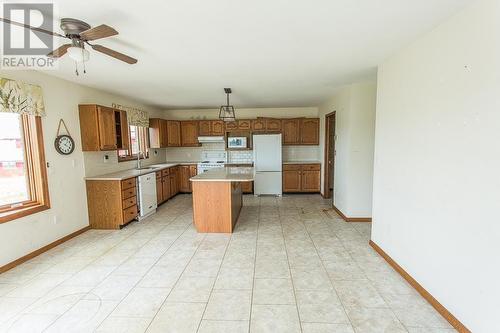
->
[[53, 215, 58, 224], [103, 154, 109, 163]]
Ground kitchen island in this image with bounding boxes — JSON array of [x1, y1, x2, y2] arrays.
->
[[190, 167, 254, 233]]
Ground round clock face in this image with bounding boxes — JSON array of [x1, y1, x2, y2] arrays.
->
[[55, 135, 75, 155]]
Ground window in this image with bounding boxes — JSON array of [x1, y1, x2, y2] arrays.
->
[[118, 125, 150, 161], [0, 113, 50, 223]]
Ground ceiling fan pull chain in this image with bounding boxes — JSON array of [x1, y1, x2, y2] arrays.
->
[[75, 61, 79, 76], [83, 60, 87, 74]]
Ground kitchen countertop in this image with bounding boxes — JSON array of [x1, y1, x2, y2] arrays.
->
[[190, 167, 254, 182], [85, 162, 195, 181], [282, 161, 321, 164]]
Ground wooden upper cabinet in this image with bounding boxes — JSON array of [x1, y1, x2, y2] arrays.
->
[[238, 120, 251, 130], [78, 104, 119, 151], [118, 111, 129, 150], [266, 118, 282, 131], [149, 118, 168, 148], [225, 121, 238, 131], [300, 118, 319, 145], [181, 121, 200, 146], [199, 120, 224, 136], [167, 121, 181, 147], [282, 119, 301, 145], [252, 119, 266, 131], [199, 120, 211, 136]]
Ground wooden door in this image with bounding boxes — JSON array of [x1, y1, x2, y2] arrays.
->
[[156, 172, 163, 204], [119, 111, 130, 150], [282, 119, 300, 145], [238, 120, 251, 130], [97, 106, 117, 150], [300, 118, 319, 145], [181, 121, 199, 146], [170, 169, 179, 196], [301, 170, 320, 192], [179, 166, 191, 192], [211, 121, 224, 135], [266, 119, 281, 131], [162, 175, 170, 200], [283, 170, 301, 192], [199, 120, 211, 136], [167, 121, 181, 146], [252, 119, 266, 131]]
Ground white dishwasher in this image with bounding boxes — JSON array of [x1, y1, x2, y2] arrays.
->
[[137, 173, 157, 220]]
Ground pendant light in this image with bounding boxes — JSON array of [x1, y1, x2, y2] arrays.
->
[[219, 88, 236, 122]]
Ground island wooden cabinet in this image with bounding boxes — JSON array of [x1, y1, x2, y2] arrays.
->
[[79, 104, 125, 151], [86, 177, 138, 229], [181, 121, 200, 146], [282, 163, 320, 193], [167, 121, 181, 146], [149, 118, 169, 148]]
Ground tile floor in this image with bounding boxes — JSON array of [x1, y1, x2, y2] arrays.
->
[[0, 194, 455, 333]]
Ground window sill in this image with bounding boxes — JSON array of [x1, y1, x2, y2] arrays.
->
[[0, 204, 50, 224], [118, 155, 150, 162]]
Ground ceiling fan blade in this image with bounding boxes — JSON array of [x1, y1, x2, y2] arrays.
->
[[91, 44, 137, 64], [47, 44, 71, 58], [80, 24, 118, 41], [0, 17, 66, 38]]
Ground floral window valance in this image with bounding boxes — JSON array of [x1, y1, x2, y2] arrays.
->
[[112, 103, 149, 127], [0, 77, 46, 117]]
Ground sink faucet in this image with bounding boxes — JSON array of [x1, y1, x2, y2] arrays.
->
[[137, 150, 142, 169]]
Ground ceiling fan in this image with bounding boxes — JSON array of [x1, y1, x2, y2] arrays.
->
[[0, 17, 137, 74]]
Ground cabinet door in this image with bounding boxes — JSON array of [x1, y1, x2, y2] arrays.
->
[[282, 119, 300, 145], [178, 166, 190, 192], [181, 121, 199, 146], [252, 119, 266, 131], [211, 121, 224, 135], [266, 119, 281, 131], [199, 120, 211, 136], [238, 120, 251, 130], [97, 106, 117, 150], [156, 175, 163, 204], [119, 110, 130, 150], [241, 181, 253, 193], [160, 120, 169, 148], [301, 170, 321, 192], [167, 121, 181, 146], [300, 118, 319, 145], [170, 173, 178, 196], [149, 118, 161, 148], [283, 170, 301, 192], [225, 121, 238, 131], [162, 176, 170, 200]]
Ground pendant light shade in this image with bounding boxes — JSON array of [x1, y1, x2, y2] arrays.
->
[[219, 88, 236, 122]]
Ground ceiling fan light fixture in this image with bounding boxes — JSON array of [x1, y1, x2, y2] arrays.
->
[[67, 46, 90, 63], [219, 88, 236, 122]]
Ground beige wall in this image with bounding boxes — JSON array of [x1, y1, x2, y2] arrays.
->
[[318, 81, 377, 217], [0, 70, 162, 267], [372, 0, 499, 331]]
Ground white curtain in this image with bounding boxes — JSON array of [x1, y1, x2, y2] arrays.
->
[[0, 77, 46, 116]]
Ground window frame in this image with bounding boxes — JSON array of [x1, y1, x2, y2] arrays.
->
[[0, 115, 50, 223], [118, 125, 150, 162]]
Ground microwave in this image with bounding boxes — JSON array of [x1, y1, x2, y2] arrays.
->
[[227, 137, 247, 149]]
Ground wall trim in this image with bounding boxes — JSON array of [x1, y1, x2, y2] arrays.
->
[[0, 226, 91, 274], [331, 204, 372, 222], [369, 240, 471, 333]]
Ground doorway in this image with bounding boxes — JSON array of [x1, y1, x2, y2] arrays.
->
[[323, 111, 336, 200]]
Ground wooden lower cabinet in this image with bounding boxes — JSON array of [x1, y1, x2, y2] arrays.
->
[[282, 164, 320, 193], [85, 177, 138, 229], [170, 167, 179, 196], [241, 181, 253, 193], [179, 165, 191, 192]]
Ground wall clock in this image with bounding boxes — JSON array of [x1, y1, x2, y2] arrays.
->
[[54, 119, 75, 155]]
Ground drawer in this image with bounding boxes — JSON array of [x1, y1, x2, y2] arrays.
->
[[283, 164, 301, 171], [301, 164, 321, 171], [121, 177, 136, 190], [162, 168, 170, 177], [122, 195, 137, 209], [122, 204, 138, 224], [122, 186, 136, 200]]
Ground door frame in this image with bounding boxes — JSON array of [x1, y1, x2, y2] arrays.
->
[[323, 111, 336, 199]]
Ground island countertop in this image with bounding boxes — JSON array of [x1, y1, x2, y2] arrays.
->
[[190, 167, 254, 182]]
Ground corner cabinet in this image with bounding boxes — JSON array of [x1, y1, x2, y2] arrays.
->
[[283, 163, 320, 193], [79, 104, 122, 151]]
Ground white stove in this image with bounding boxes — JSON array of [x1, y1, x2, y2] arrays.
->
[[197, 151, 227, 174]]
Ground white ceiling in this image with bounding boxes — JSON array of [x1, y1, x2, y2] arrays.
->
[[22, 0, 471, 109]]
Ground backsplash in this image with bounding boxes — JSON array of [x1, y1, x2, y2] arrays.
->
[[228, 150, 253, 164], [165, 142, 225, 162], [282, 146, 320, 161]]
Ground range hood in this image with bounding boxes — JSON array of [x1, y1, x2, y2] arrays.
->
[[198, 136, 225, 143]]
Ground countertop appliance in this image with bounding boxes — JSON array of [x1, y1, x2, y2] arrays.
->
[[253, 134, 282, 196], [227, 136, 248, 149], [138, 173, 157, 220], [197, 150, 227, 174]]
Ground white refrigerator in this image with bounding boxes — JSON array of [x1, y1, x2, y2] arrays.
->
[[253, 134, 282, 196]]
